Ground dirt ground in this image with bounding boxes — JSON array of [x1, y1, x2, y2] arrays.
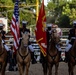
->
[[5, 62, 76, 75]]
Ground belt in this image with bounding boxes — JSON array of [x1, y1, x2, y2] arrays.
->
[[71, 37, 76, 39]]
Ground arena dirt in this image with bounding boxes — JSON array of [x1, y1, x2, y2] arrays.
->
[[5, 62, 76, 75]]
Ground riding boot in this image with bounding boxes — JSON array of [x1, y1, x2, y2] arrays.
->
[[7, 51, 10, 63], [65, 52, 69, 63], [59, 51, 62, 62], [8, 51, 14, 71], [31, 52, 37, 64]]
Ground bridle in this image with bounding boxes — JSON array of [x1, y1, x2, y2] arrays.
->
[[18, 33, 30, 61], [48, 29, 60, 61], [0, 41, 5, 56]]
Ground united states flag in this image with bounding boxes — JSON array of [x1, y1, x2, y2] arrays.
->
[[10, 0, 20, 53]]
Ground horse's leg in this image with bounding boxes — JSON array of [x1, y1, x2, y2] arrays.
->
[[55, 63, 59, 75], [18, 63, 23, 75], [42, 62, 47, 75], [68, 63, 74, 75], [1, 62, 7, 75], [48, 63, 53, 75], [25, 62, 30, 75]]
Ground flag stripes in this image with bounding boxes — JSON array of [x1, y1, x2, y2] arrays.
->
[[10, 0, 20, 52]]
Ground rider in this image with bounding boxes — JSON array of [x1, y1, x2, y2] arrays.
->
[[65, 20, 76, 61], [40, 23, 52, 63], [47, 24, 52, 46], [51, 24, 63, 61], [52, 24, 63, 51], [1, 24, 10, 51], [1, 24, 12, 70], [19, 21, 37, 64]]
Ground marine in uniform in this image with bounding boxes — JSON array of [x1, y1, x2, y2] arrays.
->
[[19, 21, 37, 64], [65, 21, 76, 52], [65, 20, 76, 62]]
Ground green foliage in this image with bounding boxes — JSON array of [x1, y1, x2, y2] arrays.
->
[[47, 2, 56, 11], [20, 10, 36, 27], [62, 3, 76, 25], [47, 0, 76, 28], [0, 0, 6, 3], [58, 15, 70, 28], [0, 0, 38, 28]]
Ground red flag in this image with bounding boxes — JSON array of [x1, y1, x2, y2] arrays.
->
[[35, 0, 47, 57], [10, 0, 20, 53]]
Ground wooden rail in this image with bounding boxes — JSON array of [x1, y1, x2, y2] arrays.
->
[[5, 35, 68, 61]]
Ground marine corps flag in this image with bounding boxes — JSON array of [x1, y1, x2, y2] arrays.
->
[[35, 0, 47, 57]]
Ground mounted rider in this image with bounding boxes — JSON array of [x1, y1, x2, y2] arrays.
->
[[1, 24, 11, 51], [65, 21, 76, 52], [19, 21, 37, 64], [65, 20, 76, 61], [65, 20, 76, 52], [51, 24, 63, 51]]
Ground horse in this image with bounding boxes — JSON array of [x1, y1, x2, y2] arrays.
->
[[16, 32, 31, 75], [47, 29, 61, 75], [0, 37, 7, 75], [67, 38, 76, 75]]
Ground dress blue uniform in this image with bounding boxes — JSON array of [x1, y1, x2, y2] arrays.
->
[[19, 21, 37, 64], [64, 21, 76, 62], [65, 21, 76, 52], [68, 28, 76, 45]]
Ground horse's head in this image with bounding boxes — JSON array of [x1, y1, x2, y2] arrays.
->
[[21, 32, 29, 47], [50, 29, 60, 44]]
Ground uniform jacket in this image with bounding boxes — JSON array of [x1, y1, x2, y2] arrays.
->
[[68, 28, 76, 45]]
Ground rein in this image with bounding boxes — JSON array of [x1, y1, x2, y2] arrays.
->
[[0, 49, 4, 56], [48, 49, 58, 61], [48, 42, 59, 61], [48, 30, 60, 61], [18, 47, 29, 60], [0, 43, 5, 56], [70, 52, 76, 62], [69, 37, 76, 62]]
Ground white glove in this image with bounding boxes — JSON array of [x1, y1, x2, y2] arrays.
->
[[2, 40, 5, 43], [66, 39, 70, 45], [49, 30, 52, 34]]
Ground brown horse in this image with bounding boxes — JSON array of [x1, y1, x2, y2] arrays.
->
[[16, 33, 31, 75], [67, 39, 76, 75], [47, 29, 61, 75], [0, 37, 7, 75]]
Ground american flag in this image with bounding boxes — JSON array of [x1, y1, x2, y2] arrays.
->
[[10, 0, 20, 53]]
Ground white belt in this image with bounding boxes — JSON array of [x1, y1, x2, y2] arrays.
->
[[71, 37, 76, 39]]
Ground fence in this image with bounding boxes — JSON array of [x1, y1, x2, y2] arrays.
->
[[5, 35, 68, 62], [30, 36, 68, 61]]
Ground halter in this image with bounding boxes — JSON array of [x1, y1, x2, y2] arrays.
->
[[18, 48, 29, 60]]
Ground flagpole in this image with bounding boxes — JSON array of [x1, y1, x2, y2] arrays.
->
[[35, 0, 47, 56], [36, 0, 39, 21]]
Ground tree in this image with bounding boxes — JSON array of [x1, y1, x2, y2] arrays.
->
[[46, 0, 76, 27], [58, 15, 70, 28], [0, 0, 40, 28]]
